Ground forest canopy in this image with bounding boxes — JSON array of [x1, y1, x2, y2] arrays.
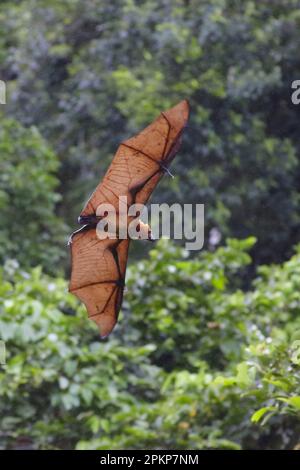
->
[[0, 0, 300, 450]]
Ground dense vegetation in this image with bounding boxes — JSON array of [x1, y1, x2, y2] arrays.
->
[[1, 239, 300, 449], [0, 0, 300, 449]]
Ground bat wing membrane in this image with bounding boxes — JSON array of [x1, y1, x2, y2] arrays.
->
[[69, 100, 189, 337]]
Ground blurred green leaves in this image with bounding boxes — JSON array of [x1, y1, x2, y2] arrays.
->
[[0, 118, 67, 273], [1, 239, 300, 449]]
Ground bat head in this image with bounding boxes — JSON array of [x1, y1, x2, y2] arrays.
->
[[136, 221, 155, 241]]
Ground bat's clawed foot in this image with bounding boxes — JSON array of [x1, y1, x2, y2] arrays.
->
[[67, 234, 73, 246], [160, 163, 174, 178]]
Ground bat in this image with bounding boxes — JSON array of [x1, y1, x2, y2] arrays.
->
[[68, 100, 190, 337]]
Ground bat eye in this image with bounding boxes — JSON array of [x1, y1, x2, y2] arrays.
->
[[136, 223, 140, 232]]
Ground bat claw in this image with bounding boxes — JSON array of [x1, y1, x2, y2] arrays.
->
[[68, 224, 91, 246], [160, 164, 174, 178]]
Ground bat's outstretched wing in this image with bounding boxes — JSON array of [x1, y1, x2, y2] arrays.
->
[[80, 100, 190, 215], [69, 230, 129, 337], [69, 100, 190, 337]]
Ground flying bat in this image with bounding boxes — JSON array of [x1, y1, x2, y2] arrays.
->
[[69, 100, 190, 337]]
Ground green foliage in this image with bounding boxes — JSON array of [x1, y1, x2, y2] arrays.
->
[[1, 0, 300, 452], [123, 237, 257, 370], [0, 259, 162, 449], [1, 240, 300, 450], [1, 0, 300, 263], [0, 118, 67, 273]]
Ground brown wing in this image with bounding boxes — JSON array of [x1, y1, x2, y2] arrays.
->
[[80, 99, 190, 215], [69, 100, 190, 337], [69, 229, 129, 338]]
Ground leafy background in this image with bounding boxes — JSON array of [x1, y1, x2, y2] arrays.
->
[[1, 0, 300, 449]]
